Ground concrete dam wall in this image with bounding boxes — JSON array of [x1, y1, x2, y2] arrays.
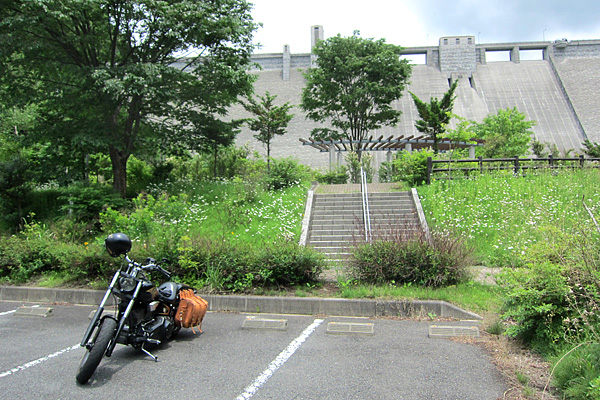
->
[[227, 28, 600, 170]]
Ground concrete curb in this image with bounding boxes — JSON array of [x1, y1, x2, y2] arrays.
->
[[0, 286, 482, 320]]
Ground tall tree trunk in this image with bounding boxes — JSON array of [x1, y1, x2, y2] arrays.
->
[[213, 144, 218, 178], [83, 154, 90, 183], [109, 144, 129, 198], [107, 96, 141, 198], [266, 141, 271, 172], [432, 133, 440, 154]]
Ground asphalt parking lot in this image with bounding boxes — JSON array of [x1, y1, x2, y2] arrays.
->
[[0, 300, 506, 400]]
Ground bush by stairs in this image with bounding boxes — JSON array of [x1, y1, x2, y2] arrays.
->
[[306, 186, 426, 280]]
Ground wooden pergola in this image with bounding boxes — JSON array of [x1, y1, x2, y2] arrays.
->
[[300, 134, 485, 168], [300, 134, 484, 152]]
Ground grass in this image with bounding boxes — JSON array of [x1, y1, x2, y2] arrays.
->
[[102, 179, 311, 248], [418, 168, 600, 267], [34, 271, 73, 288], [16, 168, 600, 312], [131, 168, 598, 308], [173, 180, 309, 245], [334, 281, 501, 315], [516, 370, 530, 385], [486, 319, 506, 335]]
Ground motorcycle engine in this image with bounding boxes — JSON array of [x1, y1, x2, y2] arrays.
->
[[143, 316, 174, 341]]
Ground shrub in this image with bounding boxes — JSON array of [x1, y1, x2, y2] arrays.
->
[[553, 344, 600, 400], [531, 139, 548, 158], [58, 184, 128, 223], [315, 165, 348, 184], [582, 139, 600, 158], [127, 156, 153, 196], [498, 262, 572, 355], [173, 236, 324, 292], [255, 242, 324, 286], [350, 231, 472, 287], [211, 145, 265, 180], [391, 149, 434, 187], [345, 152, 373, 183], [100, 193, 191, 241], [0, 224, 114, 284], [475, 107, 535, 158], [264, 157, 309, 190], [498, 229, 600, 355], [170, 154, 210, 182], [126, 157, 175, 196], [378, 161, 393, 183], [175, 236, 254, 292]]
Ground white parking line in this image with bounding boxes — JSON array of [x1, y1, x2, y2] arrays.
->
[[0, 304, 40, 317], [0, 344, 80, 379], [235, 318, 324, 400]]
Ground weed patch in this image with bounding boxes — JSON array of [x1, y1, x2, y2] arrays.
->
[[419, 169, 600, 267], [350, 231, 473, 288]]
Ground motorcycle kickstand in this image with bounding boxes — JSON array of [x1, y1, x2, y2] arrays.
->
[[141, 344, 159, 362]]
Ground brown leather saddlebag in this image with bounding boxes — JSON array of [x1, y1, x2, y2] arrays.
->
[[175, 289, 208, 333]]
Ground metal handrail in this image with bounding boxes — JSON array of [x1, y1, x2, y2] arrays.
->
[[360, 166, 372, 243]]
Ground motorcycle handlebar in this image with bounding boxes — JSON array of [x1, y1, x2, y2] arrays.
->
[[125, 255, 172, 279], [156, 265, 172, 279]]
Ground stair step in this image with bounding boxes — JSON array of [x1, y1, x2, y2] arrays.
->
[[309, 229, 360, 236], [313, 197, 413, 203], [308, 240, 355, 246], [313, 251, 353, 258], [309, 228, 421, 236], [313, 205, 414, 210], [306, 189, 426, 267], [315, 192, 412, 198], [309, 236, 360, 243], [312, 211, 417, 215]]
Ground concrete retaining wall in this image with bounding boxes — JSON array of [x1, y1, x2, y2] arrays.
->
[[0, 286, 481, 320]]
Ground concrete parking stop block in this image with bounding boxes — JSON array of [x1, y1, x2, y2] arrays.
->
[[14, 306, 53, 318], [428, 325, 480, 338], [326, 322, 374, 335], [242, 317, 288, 331], [87, 307, 117, 320]]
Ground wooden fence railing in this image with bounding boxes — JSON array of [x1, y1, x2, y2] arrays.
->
[[426, 155, 600, 184]]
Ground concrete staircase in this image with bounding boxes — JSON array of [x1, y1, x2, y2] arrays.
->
[[305, 188, 427, 280]]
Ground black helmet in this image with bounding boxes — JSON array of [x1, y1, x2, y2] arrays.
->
[[105, 233, 132, 257]]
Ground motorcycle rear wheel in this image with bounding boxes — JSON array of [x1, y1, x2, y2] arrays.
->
[[76, 318, 118, 384]]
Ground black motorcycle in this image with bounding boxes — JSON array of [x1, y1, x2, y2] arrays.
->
[[76, 233, 187, 384]]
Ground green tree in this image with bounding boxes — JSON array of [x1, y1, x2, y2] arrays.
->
[[582, 139, 600, 158], [301, 32, 411, 159], [242, 91, 294, 171], [410, 80, 458, 154], [531, 139, 548, 158], [443, 113, 479, 158], [191, 117, 242, 178], [476, 108, 536, 158], [0, 0, 258, 197]]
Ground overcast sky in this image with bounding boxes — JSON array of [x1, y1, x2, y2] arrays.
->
[[250, 0, 600, 54]]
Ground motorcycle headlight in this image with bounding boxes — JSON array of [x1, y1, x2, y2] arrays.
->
[[118, 276, 137, 292]]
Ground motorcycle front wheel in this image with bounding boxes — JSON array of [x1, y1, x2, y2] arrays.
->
[[76, 318, 118, 384]]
